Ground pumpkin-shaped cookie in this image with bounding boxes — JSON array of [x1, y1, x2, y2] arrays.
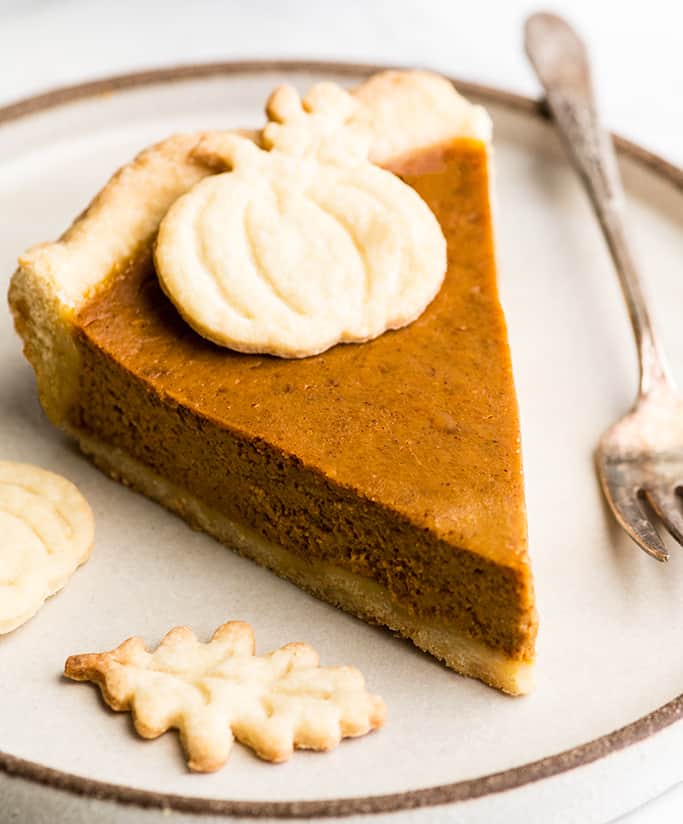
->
[[155, 83, 447, 358]]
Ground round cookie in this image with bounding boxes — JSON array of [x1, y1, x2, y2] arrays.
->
[[0, 461, 94, 633]]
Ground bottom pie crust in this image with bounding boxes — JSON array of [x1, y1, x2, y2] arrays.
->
[[74, 429, 534, 696]]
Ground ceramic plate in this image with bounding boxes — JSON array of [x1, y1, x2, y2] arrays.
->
[[1, 62, 682, 824]]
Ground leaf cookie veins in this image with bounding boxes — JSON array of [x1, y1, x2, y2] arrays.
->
[[0, 462, 94, 634], [154, 82, 447, 358]]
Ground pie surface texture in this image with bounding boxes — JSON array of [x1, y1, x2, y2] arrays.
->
[[9, 70, 537, 695]]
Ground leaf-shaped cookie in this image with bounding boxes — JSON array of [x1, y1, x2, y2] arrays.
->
[[0, 462, 94, 633], [154, 82, 446, 358], [65, 620, 386, 772]]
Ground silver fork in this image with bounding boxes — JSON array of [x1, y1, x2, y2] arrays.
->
[[525, 12, 683, 562]]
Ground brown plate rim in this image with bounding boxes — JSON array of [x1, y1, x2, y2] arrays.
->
[[1, 58, 682, 819]]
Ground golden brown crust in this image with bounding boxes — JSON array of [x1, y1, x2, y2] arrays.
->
[[8, 134, 208, 422], [354, 70, 491, 162]]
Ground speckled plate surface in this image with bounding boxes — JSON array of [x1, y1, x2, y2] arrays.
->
[[1, 62, 682, 824]]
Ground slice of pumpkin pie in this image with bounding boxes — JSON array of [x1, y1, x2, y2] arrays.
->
[[9, 71, 537, 694]]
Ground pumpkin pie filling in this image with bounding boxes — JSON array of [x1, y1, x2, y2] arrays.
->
[[10, 72, 537, 694], [70, 139, 536, 667]]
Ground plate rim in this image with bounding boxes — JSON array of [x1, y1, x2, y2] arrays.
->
[[1, 58, 681, 819]]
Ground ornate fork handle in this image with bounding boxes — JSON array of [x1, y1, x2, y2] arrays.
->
[[525, 12, 671, 397]]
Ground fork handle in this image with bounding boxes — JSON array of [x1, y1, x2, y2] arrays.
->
[[524, 12, 672, 397]]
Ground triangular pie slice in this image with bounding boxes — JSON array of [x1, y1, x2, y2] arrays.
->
[[9, 71, 537, 694]]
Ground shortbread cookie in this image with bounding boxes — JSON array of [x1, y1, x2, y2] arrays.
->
[[0, 461, 94, 633], [65, 620, 385, 772], [154, 82, 447, 358]]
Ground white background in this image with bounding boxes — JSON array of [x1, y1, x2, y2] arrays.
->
[[0, 1, 681, 821]]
